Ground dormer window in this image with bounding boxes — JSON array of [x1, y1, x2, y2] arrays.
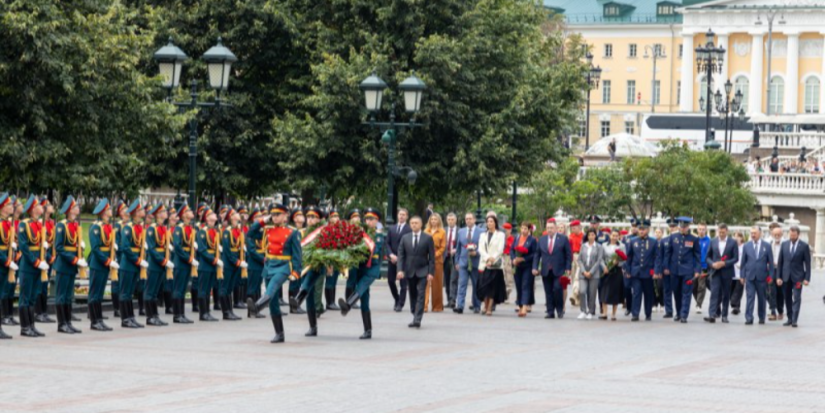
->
[[603, 2, 635, 18], [657, 2, 676, 16], [605, 5, 621, 16]]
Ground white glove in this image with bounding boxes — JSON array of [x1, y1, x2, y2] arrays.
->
[[110, 261, 120, 270], [192, 260, 200, 267], [193, 243, 199, 251], [143, 242, 148, 250], [37, 262, 50, 271], [140, 260, 149, 269], [217, 259, 224, 268], [77, 258, 88, 268], [11, 242, 17, 250], [43, 241, 50, 249], [168, 245, 174, 252], [166, 261, 175, 270], [9, 262, 19, 271], [240, 261, 248, 269], [81, 241, 86, 250], [219, 245, 223, 252], [243, 245, 247, 252], [113, 243, 119, 251]]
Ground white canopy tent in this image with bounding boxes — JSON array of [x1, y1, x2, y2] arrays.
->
[[584, 133, 659, 158]]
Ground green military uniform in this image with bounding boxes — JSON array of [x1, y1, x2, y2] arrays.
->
[[196, 208, 220, 322], [219, 207, 243, 321], [289, 206, 326, 336], [119, 199, 147, 329], [339, 208, 384, 339], [54, 196, 86, 334], [323, 210, 342, 311], [0, 193, 15, 339], [34, 198, 56, 324], [111, 201, 127, 318], [244, 208, 266, 318], [144, 204, 171, 326], [16, 195, 47, 337], [287, 209, 306, 315], [87, 198, 115, 331], [171, 205, 196, 324]]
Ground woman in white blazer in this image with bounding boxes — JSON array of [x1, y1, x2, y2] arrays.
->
[[477, 215, 508, 316]]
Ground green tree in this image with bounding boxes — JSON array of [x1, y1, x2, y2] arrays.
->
[[0, 0, 184, 197]]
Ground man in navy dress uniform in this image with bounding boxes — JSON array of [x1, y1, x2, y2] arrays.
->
[[624, 219, 657, 321], [665, 217, 701, 323]]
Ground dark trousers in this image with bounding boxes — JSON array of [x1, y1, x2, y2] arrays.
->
[[388, 262, 407, 309], [407, 276, 427, 323], [88, 269, 108, 304], [118, 270, 137, 302], [443, 258, 454, 302], [768, 281, 785, 315], [630, 277, 654, 318], [745, 279, 767, 322], [172, 267, 192, 300], [514, 265, 533, 306], [662, 274, 673, 315], [730, 279, 744, 310], [144, 270, 163, 301], [709, 273, 733, 318], [541, 274, 563, 316], [673, 274, 693, 320], [55, 271, 77, 305], [783, 281, 803, 324]]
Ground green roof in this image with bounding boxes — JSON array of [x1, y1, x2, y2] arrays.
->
[[544, 0, 713, 25]]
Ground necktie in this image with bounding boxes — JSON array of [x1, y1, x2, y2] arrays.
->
[[414, 234, 419, 249], [791, 243, 796, 256], [549, 235, 555, 254], [468, 227, 473, 242], [447, 229, 453, 254]]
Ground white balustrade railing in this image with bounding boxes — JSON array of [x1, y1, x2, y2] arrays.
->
[[759, 132, 825, 149], [747, 172, 825, 193]]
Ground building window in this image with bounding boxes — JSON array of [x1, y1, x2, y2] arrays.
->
[[605, 5, 621, 16], [805, 77, 820, 114], [653, 80, 661, 105], [658, 4, 675, 16], [601, 120, 611, 137], [734, 76, 749, 113], [625, 121, 635, 135], [627, 80, 636, 104], [769, 76, 784, 114], [629, 44, 637, 58], [602, 80, 611, 104], [679, 44, 683, 58], [677, 81, 681, 105], [653, 44, 663, 56], [604, 44, 613, 58], [578, 118, 587, 137]]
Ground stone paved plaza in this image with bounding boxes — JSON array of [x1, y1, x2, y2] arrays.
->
[[2, 277, 825, 413]]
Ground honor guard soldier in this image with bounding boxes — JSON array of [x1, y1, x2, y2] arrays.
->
[[1, 196, 23, 328], [162, 206, 179, 315], [246, 203, 302, 343], [0, 193, 16, 339], [111, 201, 129, 318], [190, 202, 209, 312], [34, 198, 56, 324], [88, 199, 118, 331], [171, 204, 197, 323], [666, 217, 701, 323], [119, 199, 149, 328], [339, 207, 384, 340], [144, 204, 173, 326], [287, 208, 306, 314], [17, 195, 49, 337], [344, 209, 362, 311], [219, 208, 245, 321], [288, 205, 326, 336], [196, 207, 222, 322], [136, 203, 154, 316], [234, 205, 250, 310], [623, 219, 658, 322], [305, 207, 327, 316], [245, 208, 266, 318], [656, 218, 679, 319], [54, 196, 87, 334]]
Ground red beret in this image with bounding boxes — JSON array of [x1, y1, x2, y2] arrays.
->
[[619, 230, 629, 235], [503, 223, 512, 230], [546, 218, 556, 224], [570, 220, 581, 227], [601, 228, 612, 233]]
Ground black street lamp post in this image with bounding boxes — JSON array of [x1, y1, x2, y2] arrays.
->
[[153, 37, 237, 212], [714, 80, 744, 153], [583, 51, 602, 151], [695, 29, 725, 151], [360, 72, 426, 226]]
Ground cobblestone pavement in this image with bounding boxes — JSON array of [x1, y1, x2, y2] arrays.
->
[[2, 277, 825, 413]]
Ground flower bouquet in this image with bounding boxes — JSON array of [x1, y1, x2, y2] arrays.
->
[[608, 248, 627, 271], [513, 245, 529, 266], [301, 221, 372, 275], [466, 243, 478, 270]]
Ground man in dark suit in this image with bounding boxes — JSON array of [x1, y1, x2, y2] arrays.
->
[[397, 216, 436, 328], [532, 219, 572, 318], [740, 226, 774, 325], [705, 223, 739, 323], [776, 225, 811, 328], [386, 209, 412, 312]]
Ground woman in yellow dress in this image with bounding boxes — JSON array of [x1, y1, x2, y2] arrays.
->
[[424, 213, 446, 312]]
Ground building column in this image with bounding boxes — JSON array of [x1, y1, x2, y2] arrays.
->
[[785, 32, 800, 114], [816, 208, 825, 255], [820, 32, 825, 114], [679, 33, 695, 112], [749, 32, 764, 115], [717, 34, 729, 96]]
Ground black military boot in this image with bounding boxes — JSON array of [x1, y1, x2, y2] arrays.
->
[[3, 298, 20, 325], [278, 288, 287, 307], [20, 307, 39, 338], [191, 287, 199, 312], [212, 288, 220, 310], [0, 298, 9, 325], [164, 291, 174, 315], [360, 311, 372, 340], [247, 293, 272, 318], [234, 286, 247, 309], [66, 305, 82, 333], [200, 297, 218, 322], [180, 298, 194, 323], [221, 296, 241, 321], [305, 307, 317, 337], [270, 314, 285, 343], [137, 295, 145, 316], [146, 301, 164, 327], [0, 321, 10, 339], [325, 289, 340, 311], [129, 301, 144, 328], [112, 294, 120, 318], [57, 304, 73, 334], [338, 291, 361, 316], [90, 302, 104, 331], [289, 289, 309, 312], [120, 301, 137, 328], [28, 307, 45, 336], [93, 302, 112, 331], [289, 289, 306, 315]]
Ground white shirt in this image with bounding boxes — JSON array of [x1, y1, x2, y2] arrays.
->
[[734, 245, 743, 279], [412, 231, 421, 246], [718, 236, 727, 257], [397, 223, 406, 233], [771, 240, 782, 265], [586, 242, 595, 261]]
